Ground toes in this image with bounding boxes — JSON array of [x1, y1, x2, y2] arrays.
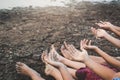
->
[[51, 44, 55, 50], [17, 70, 21, 74], [16, 65, 21, 73], [16, 62, 24, 66], [16, 62, 25, 73]]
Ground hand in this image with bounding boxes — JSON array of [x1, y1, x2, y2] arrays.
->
[[80, 39, 97, 50], [96, 21, 114, 30], [64, 42, 89, 62], [91, 27, 108, 38], [60, 45, 72, 60]]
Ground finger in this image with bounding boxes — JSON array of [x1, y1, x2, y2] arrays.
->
[[69, 45, 75, 55], [16, 62, 23, 66], [64, 41, 68, 49], [91, 27, 96, 36], [68, 46, 74, 54], [92, 28, 98, 38], [82, 39, 86, 46], [17, 70, 21, 73], [71, 44, 76, 50], [42, 51, 49, 64], [85, 39, 88, 45], [61, 50, 67, 58], [100, 21, 104, 24], [44, 53, 49, 62], [95, 22, 98, 25], [51, 44, 55, 51], [41, 51, 46, 62], [66, 50, 73, 59], [88, 40, 92, 46], [80, 40, 84, 50], [60, 45, 64, 51], [50, 44, 54, 53], [16, 68, 21, 71]]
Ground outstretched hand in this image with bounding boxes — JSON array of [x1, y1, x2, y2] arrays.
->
[[91, 27, 108, 38], [64, 42, 89, 62], [96, 21, 114, 30], [80, 39, 97, 50]]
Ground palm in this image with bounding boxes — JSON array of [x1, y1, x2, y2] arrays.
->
[[96, 29, 107, 38], [97, 21, 114, 29], [72, 49, 87, 62], [80, 39, 96, 50], [91, 28, 107, 38]]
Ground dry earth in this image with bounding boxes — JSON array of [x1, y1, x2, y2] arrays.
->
[[0, 1, 120, 80]]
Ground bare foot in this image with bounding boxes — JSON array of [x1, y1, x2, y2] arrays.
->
[[50, 45, 64, 61], [41, 50, 48, 64], [16, 62, 40, 77], [45, 64, 55, 75], [45, 64, 63, 80]]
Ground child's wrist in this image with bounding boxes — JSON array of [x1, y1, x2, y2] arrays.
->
[[93, 46, 98, 50], [103, 32, 109, 38], [109, 25, 115, 30], [84, 57, 91, 64], [94, 47, 99, 52]]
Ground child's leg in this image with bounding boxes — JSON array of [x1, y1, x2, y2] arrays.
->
[[67, 67, 77, 79], [61, 57, 86, 69], [45, 64, 63, 80], [16, 62, 45, 80]]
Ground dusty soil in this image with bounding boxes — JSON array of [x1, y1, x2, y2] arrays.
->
[[0, 1, 120, 80]]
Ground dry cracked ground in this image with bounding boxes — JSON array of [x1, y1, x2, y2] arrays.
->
[[0, 1, 120, 80]]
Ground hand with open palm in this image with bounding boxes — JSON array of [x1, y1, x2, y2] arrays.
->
[[80, 39, 97, 50], [96, 21, 115, 30], [91, 27, 108, 38], [64, 41, 89, 62]]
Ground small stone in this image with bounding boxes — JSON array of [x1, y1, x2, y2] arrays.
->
[[32, 54, 40, 60]]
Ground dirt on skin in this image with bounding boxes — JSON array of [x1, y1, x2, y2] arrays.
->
[[0, 1, 120, 80]]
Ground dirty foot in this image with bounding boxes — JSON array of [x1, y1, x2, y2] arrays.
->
[[16, 62, 40, 77]]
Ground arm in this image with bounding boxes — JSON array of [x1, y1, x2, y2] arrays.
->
[[94, 47, 120, 69], [58, 64, 74, 80], [81, 39, 120, 69], [65, 40, 118, 80], [96, 21, 120, 36], [110, 25, 120, 31], [103, 32, 120, 48], [91, 27, 120, 48], [110, 26, 120, 36], [84, 58, 116, 80]]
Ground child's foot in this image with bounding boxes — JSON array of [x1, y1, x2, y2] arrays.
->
[[50, 45, 64, 62], [45, 64, 63, 80], [45, 64, 55, 75], [16, 62, 40, 77]]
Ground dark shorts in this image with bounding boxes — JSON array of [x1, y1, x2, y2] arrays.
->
[[76, 64, 119, 80]]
